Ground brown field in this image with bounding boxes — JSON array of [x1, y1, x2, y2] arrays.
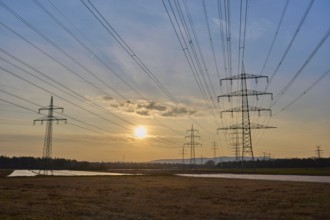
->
[[0, 174, 330, 219]]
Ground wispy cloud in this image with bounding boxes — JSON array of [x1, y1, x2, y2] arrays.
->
[[212, 17, 272, 41], [246, 19, 273, 40], [99, 96, 198, 118]]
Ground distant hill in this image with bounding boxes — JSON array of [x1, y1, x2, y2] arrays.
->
[[150, 156, 252, 164]]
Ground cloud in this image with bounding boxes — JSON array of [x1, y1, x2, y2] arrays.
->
[[136, 110, 150, 116], [161, 106, 196, 117], [102, 96, 113, 101], [137, 101, 167, 111], [212, 18, 226, 28], [212, 17, 272, 41], [246, 19, 273, 40], [99, 96, 199, 118]]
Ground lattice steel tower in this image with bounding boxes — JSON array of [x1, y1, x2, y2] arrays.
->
[[180, 145, 186, 165], [229, 131, 241, 161], [211, 141, 218, 161], [184, 125, 202, 167], [217, 73, 275, 162], [34, 96, 67, 174], [315, 145, 322, 159]]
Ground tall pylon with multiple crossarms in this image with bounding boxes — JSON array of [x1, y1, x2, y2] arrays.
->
[[217, 73, 275, 163], [184, 125, 202, 167]]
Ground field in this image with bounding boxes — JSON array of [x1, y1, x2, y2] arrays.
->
[[1, 173, 330, 219], [201, 168, 330, 176]]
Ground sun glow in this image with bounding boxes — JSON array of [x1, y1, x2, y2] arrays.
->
[[134, 126, 147, 139]]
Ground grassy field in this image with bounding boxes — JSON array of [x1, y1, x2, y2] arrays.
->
[[210, 168, 330, 176], [106, 167, 330, 176], [0, 175, 330, 219]]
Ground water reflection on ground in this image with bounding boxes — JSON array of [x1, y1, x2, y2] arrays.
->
[[7, 170, 132, 177], [177, 173, 330, 183]]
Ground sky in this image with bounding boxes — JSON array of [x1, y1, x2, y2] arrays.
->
[[0, 0, 329, 162]]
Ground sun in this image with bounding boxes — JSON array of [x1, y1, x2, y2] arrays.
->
[[134, 126, 147, 139]]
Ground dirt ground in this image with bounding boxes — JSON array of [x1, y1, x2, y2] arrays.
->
[[0, 175, 329, 219]]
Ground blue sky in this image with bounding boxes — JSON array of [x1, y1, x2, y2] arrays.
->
[[0, 0, 329, 162]]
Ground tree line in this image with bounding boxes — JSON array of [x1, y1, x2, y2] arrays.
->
[[0, 156, 182, 170], [0, 155, 329, 170], [216, 158, 330, 169]]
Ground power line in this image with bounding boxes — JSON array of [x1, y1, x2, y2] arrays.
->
[[272, 26, 330, 107], [0, 65, 131, 130], [1, 58, 180, 148], [0, 38, 183, 149], [253, 0, 318, 146], [0, 21, 135, 127], [240, 0, 249, 73], [169, 0, 215, 121], [33, 0, 146, 100], [252, 0, 290, 137], [267, 0, 315, 86], [224, 0, 233, 77], [0, 97, 102, 134], [217, 0, 229, 79], [258, 0, 290, 75], [163, 0, 220, 127], [0, 87, 108, 134], [183, 0, 221, 123], [0, 2, 126, 101], [81, 0, 214, 135], [202, 0, 221, 80], [0, 51, 134, 129], [274, 68, 330, 115], [33, 0, 188, 137]]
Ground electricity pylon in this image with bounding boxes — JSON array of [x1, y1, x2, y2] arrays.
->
[[34, 96, 67, 175], [229, 131, 241, 161], [184, 125, 202, 168], [217, 72, 275, 164], [229, 142, 241, 162], [211, 141, 218, 162], [315, 145, 322, 158], [263, 152, 267, 160], [263, 152, 271, 160], [180, 145, 186, 165]]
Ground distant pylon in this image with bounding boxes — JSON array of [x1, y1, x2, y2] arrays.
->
[[217, 71, 275, 165], [180, 145, 186, 165], [315, 145, 322, 159], [263, 152, 267, 160], [184, 125, 202, 168], [211, 141, 219, 162], [229, 131, 241, 161], [234, 140, 240, 162], [34, 96, 67, 175]]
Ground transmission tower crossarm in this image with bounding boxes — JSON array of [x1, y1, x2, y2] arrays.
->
[[34, 118, 67, 125], [38, 106, 64, 112], [220, 73, 269, 85], [249, 123, 276, 129], [218, 123, 276, 131], [220, 106, 272, 117], [218, 90, 273, 102]]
